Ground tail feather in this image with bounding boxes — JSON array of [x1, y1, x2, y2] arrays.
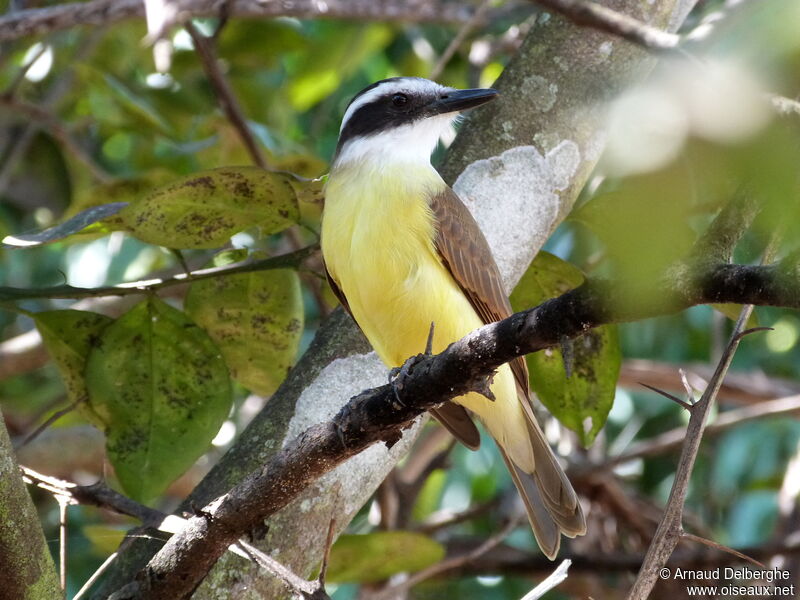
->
[[501, 397, 586, 556], [454, 370, 585, 558], [525, 411, 579, 512], [499, 448, 561, 559]]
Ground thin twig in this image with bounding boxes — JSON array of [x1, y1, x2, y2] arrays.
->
[[14, 401, 77, 451], [3, 42, 48, 96], [520, 559, 572, 600], [415, 497, 501, 534], [235, 539, 330, 599], [0, 95, 112, 183], [680, 532, 765, 569], [605, 393, 800, 468], [318, 518, 337, 586], [638, 382, 692, 411], [21, 466, 167, 527], [185, 21, 268, 169], [0, 29, 103, 196], [59, 497, 68, 589], [619, 359, 800, 405], [72, 552, 118, 600], [0, 245, 317, 302], [626, 304, 756, 600], [183, 20, 338, 319], [0, 0, 476, 44], [430, 0, 492, 80]]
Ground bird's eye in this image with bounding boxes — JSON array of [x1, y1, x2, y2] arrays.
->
[[391, 94, 408, 107]]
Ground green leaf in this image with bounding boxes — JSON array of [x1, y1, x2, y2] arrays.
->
[[510, 252, 621, 446], [529, 326, 621, 446], [326, 532, 445, 583], [85, 297, 232, 502], [2, 203, 128, 248], [119, 167, 299, 249], [510, 250, 584, 301], [34, 310, 114, 427], [185, 250, 304, 396], [570, 162, 697, 310]]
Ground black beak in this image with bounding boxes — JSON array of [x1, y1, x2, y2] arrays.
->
[[429, 88, 498, 114]]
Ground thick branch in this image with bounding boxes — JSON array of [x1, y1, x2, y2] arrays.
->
[[0, 0, 476, 43], [0, 414, 63, 600], [531, 0, 680, 51], [109, 259, 799, 599]]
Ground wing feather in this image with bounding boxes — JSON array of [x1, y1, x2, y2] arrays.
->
[[429, 187, 530, 395]]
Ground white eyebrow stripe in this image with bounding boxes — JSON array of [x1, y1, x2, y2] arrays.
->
[[339, 78, 448, 133]]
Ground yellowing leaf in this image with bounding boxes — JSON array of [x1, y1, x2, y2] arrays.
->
[[185, 251, 304, 396], [120, 167, 299, 249], [85, 298, 232, 502], [327, 532, 445, 583], [34, 310, 114, 428]]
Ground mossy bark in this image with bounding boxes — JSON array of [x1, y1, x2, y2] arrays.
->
[[0, 411, 63, 600]]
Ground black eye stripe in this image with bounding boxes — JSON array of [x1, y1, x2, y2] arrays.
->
[[335, 91, 433, 157]]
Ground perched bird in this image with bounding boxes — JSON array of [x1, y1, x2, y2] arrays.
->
[[321, 77, 585, 558]]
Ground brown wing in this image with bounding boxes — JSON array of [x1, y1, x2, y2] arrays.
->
[[429, 187, 530, 396], [325, 268, 352, 316], [324, 264, 481, 449]]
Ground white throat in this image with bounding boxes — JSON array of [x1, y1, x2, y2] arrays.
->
[[333, 113, 458, 170]]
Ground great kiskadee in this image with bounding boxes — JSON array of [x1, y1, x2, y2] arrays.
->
[[321, 77, 585, 558]]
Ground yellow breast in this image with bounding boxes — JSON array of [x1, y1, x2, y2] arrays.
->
[[321, 161, 532, 471], [321, 162, 476, 364]]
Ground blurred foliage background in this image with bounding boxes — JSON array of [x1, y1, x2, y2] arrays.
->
[[1, 0, 800, 598]]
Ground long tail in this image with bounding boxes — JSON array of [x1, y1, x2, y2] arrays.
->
[[499, 406, 586, 559]]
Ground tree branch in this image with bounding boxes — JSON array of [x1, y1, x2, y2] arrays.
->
[[21, 466, 167, 527], [604, 393, 800, 468], [439, 538, 800, 577], [0, 0, 477, 43], [0, 245, 316, 303], [184, 21, 268, 169], [0, 93, 113, 184], [618, 359, 800, 405], [626, 306, 756, 599], [107, 251, 797, 598], [0, 414, 63, 599], [531, 0, 680, 51]]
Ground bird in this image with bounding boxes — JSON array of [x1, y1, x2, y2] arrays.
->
[[320, 76, 585, 558]]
